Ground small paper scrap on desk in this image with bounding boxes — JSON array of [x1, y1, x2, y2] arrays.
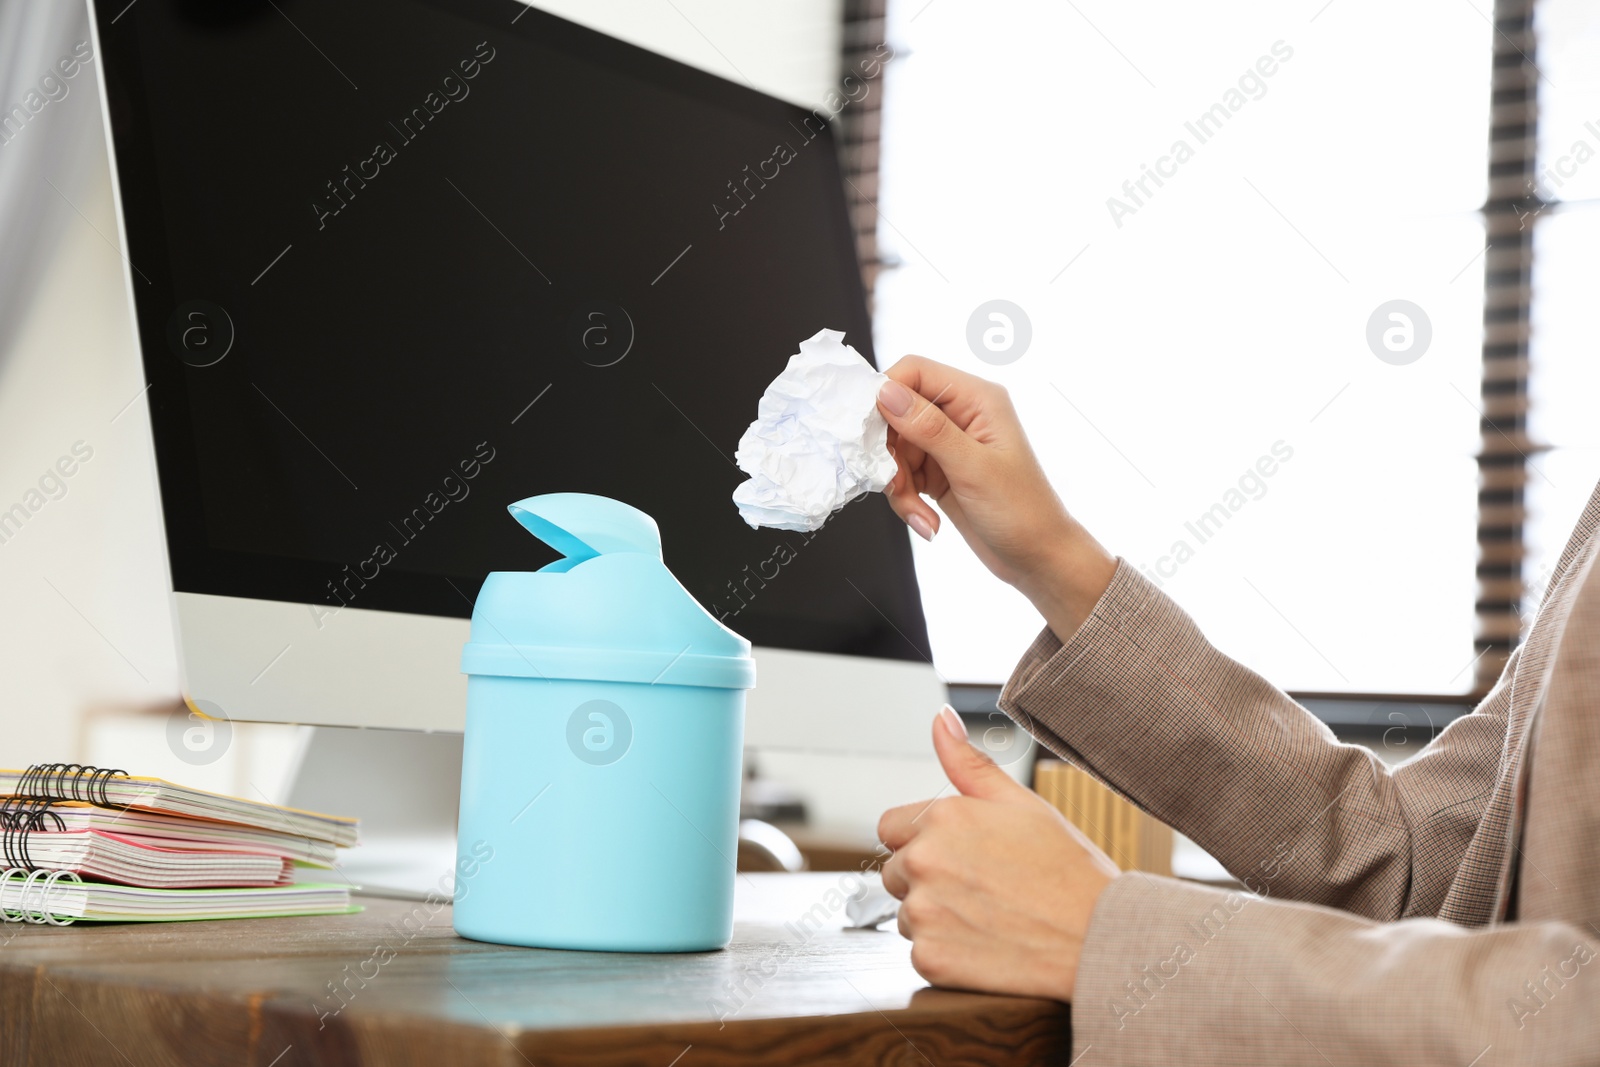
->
[[732, 329, 897, 533], [844, 876, 899, 930]]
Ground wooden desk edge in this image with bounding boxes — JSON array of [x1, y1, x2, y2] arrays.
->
[[12, 963, 1070, 1066]]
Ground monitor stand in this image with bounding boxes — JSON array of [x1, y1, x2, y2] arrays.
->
[[285, 726, 463, 901]]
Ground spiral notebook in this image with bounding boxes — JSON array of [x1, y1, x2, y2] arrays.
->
[[0, 765, 358, 847], [4, 805, 338, 867], [0, 875, 354, 924], [0, 763, 359, 926], [4, 829, 294, 888]]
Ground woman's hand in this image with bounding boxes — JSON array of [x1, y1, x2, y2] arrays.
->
[[879, 708, 1120, 1003], [877, 356, 1116, 640]]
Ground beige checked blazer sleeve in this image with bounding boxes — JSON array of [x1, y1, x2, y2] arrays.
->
[[997, 484, 1600, 1064]]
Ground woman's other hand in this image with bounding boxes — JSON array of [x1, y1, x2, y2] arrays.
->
[[878, 707, 1120, 1003]]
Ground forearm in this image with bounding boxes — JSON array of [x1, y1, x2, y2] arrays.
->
[[1072, 875, 1600, 1066], [1010, 517, 1118, 648]]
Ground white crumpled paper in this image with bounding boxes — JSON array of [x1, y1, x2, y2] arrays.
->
[[732, 329, 897, 532]]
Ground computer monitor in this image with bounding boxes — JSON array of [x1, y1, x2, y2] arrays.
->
[[90, 0, 949, 863]]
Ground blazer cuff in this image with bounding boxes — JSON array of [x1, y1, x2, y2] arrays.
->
[[996, 558, 1157, 766], [1072, 874, 1261, 1062], [1070, 872, 1600, 1065], [1076, 875, 1231, 1018]]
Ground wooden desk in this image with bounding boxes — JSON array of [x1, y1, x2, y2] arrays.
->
[[1, 873, 1070, 1066]]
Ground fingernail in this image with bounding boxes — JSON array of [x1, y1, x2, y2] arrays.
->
[[879, 379, 914, 417], [939, 705, 968, 743], [907, 513, 935, 542]]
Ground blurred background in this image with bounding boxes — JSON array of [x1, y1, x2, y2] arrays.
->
[[0, 0, 1594, 803]]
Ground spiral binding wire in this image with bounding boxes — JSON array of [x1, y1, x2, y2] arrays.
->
[[0, 764, 127, 880], [0, 806, 65, 870], [0, 868, 83, 926], [9, 763, 129, 807]]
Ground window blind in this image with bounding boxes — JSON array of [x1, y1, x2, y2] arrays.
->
[[835, 0, 890, 304], [1474, 0, 1541, 694]]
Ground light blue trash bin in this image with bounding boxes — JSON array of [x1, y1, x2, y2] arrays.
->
[[453, 493, 756, 952]]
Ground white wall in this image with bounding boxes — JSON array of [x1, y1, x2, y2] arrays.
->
[[0, 0, 843, 798]]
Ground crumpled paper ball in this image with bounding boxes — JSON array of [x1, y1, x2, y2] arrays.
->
[[732, 329, 898, 532]]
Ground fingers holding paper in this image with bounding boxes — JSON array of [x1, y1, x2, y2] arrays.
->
[[882, 355, 1002, 437], [874, 356, 1078, 584], [877, 357, 989, 515]]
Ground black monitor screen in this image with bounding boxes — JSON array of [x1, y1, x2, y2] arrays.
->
[[95, 0, 930, 662]]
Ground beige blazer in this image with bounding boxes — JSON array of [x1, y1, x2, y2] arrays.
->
[[999, 480, 1600, 1065]]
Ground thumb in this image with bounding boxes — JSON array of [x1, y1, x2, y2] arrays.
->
[[932, 706, 1021, 801], [878, 379, 976, 475]]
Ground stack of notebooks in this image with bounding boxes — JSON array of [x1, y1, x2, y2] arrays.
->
[[1034, 759, 1173, 876], [0, 763, 359, 926]]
